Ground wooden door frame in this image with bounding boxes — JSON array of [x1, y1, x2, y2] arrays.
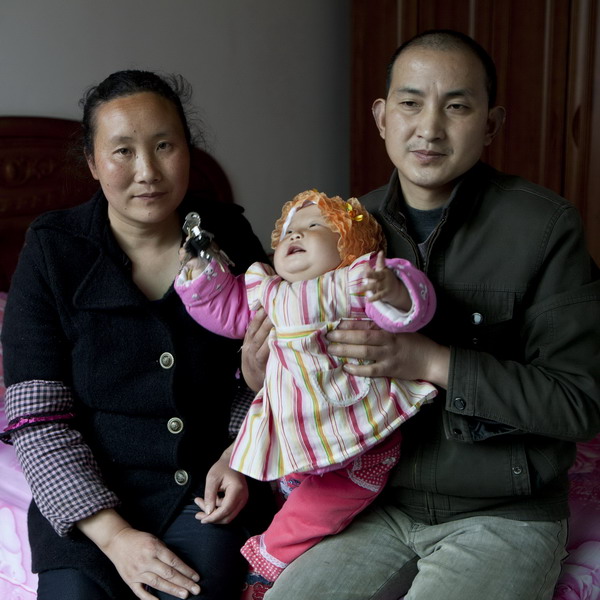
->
[[350, 0, 600, 264]]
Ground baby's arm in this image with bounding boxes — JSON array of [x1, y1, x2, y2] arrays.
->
[[361, 251, 411, 310], [175, 257, 251, 339], [361, 251, 436, 333]]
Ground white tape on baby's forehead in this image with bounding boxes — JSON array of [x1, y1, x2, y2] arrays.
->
[[279, 201, 316, 240]]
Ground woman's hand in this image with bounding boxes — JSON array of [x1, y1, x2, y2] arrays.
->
[[78, 509, 201, 599], [327, 319, 450, 389], [195, 445, 249, 525], [241, 308, 273, 392]]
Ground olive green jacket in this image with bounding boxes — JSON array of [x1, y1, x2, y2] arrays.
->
[[362, 162, 600, 523]]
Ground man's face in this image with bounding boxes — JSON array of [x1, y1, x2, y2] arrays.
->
[[373, 47, 504, 208]]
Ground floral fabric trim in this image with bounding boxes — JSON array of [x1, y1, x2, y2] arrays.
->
[[1, 411, 76, 444]]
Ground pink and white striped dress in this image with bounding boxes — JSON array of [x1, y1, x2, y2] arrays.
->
[[177, 252, 437, 481]]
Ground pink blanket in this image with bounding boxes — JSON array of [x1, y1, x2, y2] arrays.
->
[[0, 292, 36, 598], [555, 436, 600, 599]]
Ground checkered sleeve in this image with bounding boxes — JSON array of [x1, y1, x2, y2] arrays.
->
[[229, 382, 256, 440], [3, 380, 120, 536]]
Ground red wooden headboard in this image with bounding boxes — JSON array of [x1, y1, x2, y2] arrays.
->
[[0, 116, 233, 291]]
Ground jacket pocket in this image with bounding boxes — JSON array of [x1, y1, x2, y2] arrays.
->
[[527, 438, 576, 489], [434, 288, 519, 358]]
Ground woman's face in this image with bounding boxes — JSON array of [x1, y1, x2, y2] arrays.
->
[[86, 91, 190, 229]]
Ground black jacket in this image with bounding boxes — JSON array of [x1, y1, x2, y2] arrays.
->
[[2, 190, 268, 595], [362, 163, 600, 524]]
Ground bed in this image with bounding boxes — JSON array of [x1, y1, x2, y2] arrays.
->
[[0, 117, 599, 599]]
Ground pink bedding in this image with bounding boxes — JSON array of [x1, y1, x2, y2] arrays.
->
[[0, 290, 598, 599], [0, 292, 36, 598], [555, 435, 600, 599]]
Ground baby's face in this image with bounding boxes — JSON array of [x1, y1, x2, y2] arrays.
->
[[273, 204, 341, 283]]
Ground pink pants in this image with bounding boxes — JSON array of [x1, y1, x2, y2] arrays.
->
[[241, 430, 402, 582]]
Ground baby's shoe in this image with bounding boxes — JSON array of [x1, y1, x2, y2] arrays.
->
[[240, 572, 274, 600]]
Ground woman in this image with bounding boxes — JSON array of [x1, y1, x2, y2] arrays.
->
[[1, 70, 272, 600]]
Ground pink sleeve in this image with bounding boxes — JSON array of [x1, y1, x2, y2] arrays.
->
[[361, 254, 436, 332], [174, 259, 251, 339]]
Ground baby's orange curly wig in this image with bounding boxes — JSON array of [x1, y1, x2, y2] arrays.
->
[[271, 189, 386, 269]]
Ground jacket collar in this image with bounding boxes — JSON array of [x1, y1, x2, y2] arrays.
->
[[380, 161, 491, 224], [71, 191, 219, 309], [73, 193, 151, 310], [74, 251, 144, 310]]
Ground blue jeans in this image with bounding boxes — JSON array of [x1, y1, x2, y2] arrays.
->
[[37, 503, 252, 600], [265, 504, 568, 600]]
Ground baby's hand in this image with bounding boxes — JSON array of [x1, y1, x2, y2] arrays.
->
[[362, 251, 410, 311], [178, 244, 209, 281]]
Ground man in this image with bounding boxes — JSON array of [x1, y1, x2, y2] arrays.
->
[[248, 30, 600, 599]]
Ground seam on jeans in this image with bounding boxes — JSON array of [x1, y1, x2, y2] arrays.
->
[[532, 519, 568, 600], [369, 556, 418, 600]]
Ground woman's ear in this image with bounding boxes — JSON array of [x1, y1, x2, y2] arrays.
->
[[484, 106, 506, 146], [85, 153, 100, 181]]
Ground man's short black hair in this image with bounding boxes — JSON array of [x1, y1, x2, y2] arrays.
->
[[386, 29, 498, 107]]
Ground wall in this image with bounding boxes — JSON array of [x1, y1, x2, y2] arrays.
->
[[0, 0, 350, 249]]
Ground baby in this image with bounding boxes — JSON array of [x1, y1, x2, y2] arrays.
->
[[175, 189, 437, 598]]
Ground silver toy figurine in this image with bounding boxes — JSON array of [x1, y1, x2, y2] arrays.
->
[[182, 212, 234, 271]]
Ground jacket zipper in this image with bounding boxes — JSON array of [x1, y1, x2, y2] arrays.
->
[[422, 215, 447, 273], [384, 211, 448, 275]]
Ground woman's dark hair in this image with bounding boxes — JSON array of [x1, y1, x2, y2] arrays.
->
[[80, 70, 201, 158], [386, 29, 498, 107]]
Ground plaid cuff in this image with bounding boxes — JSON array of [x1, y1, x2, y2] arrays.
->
[[2, 379, 76, 444], [4, 379, 74, 418], [6, 380, 120, 536], [229, 383, 255, 439]]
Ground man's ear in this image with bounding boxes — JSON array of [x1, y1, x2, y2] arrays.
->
[[484, 106, 506, 146], [372, 98, 387, 140], [86, 153, 100, 181]]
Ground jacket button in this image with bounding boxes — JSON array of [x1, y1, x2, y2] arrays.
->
[[512, 466, 523, 475], [471, 312, 484, 325], [453, 397, 466, 410], [167, 417, 184, 434], [174, 469, 189, 485], [160, 352, 175, 369]]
